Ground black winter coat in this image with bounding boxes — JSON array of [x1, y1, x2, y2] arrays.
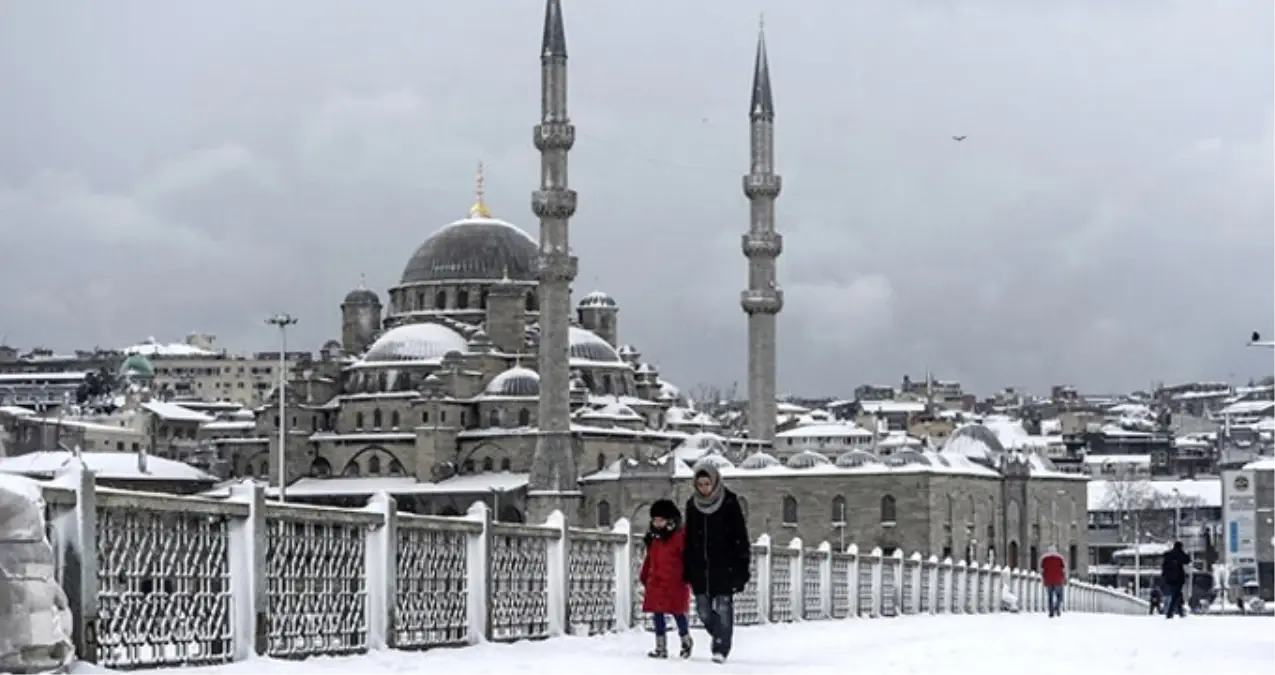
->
[[682, 489, 752, 597], [1161, 547, 1191, 587]]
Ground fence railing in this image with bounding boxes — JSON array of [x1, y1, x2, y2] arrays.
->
[[39, 469, 1149, 671]]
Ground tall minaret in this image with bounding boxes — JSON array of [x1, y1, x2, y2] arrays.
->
[[740, 19, 783, 445], [527, 0, 581, 524]]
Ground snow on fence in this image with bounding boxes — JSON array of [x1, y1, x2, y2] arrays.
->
[[39, 469, 1148, 671]]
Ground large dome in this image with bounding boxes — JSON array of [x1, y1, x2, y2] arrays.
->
[[569, 326, 622, 363], [362, 322, 469, 363], [400, 217, 538, 284]]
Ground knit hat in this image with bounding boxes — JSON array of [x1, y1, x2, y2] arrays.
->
[[650, 499, 680, 522]]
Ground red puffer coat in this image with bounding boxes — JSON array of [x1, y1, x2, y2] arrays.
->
[[640, 528, 691, 614]]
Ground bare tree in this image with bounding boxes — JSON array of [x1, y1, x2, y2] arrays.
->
[[1100, 476, 1204, 542]]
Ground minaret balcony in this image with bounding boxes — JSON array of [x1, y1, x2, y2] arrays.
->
[[742, 173, 782, 199], [740, 288, 784, 314], [741, 232, 783, 258], [534, 122, 576, 151], [538, 252, 579, 282], [532, 188, 578, 219]]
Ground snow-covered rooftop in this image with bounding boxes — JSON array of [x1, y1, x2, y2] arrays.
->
[[1086, 478, 1221, 511], [0, 451, 216, 482], [122, 337, 218, 358]]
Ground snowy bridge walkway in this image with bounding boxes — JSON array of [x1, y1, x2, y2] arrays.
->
[[120, 614, 1274, 675]]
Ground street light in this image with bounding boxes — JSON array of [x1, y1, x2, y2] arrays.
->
[[1246, 331, 1275, 348], [266, 312, 298, 503]]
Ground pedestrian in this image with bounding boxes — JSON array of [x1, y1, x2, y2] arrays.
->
[[639, 499, 693, 660], [1160, 541, 1191, 619], [682, 461, 751, 664], [1039, 545, 1067, 617], [1148, 585, 1163, 615]]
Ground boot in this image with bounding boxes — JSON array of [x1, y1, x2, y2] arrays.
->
[[679, 633, 693, 659], [647, 634, 668, 659]]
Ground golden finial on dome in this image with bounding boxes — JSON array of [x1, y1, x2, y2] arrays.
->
[[468, 161, 492, 219]]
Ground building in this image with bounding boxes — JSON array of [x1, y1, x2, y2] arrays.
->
[[1222, 458, 1274, 600], [121, 334, 311, 406]]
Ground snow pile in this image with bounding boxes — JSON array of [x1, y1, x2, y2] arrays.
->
[[0, 474, 75, 673]]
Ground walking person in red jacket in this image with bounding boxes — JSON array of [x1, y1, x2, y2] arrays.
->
[[639, 499, 693, 659], [1040, 545, 1067, 617]]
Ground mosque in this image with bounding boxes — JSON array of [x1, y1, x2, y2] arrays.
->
[[235, 0, 1088, 572]]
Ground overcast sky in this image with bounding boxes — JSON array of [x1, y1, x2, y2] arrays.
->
[[0, 0, 1271, 397]]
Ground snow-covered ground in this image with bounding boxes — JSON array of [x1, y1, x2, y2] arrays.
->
[[81, 613, 1273, 675]]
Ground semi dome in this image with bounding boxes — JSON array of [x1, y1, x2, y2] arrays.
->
[[739, 451, 781, 470], [484, 366, 540, 397], [569, 326, 622, 363], [835, 449, 880, 468], [693, 453, 735, 470], [362, 322, 469, 363], [786, 450, 832, 469], [400, 217, 538, 284]]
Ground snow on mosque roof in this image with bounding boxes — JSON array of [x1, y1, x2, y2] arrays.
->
[[0, 451, 216, 482], [360, 322, 470, 364]]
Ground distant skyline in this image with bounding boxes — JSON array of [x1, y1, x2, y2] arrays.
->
[[0, 0, 1271, 396]]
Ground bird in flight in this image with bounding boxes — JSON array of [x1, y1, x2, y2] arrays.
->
[[952, 135, 967, 142]]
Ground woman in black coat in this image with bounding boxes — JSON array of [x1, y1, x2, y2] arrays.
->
[[682, 461, 751, 663]]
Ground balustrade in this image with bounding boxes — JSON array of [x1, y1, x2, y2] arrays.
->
[[37, 469, 1150, 671]]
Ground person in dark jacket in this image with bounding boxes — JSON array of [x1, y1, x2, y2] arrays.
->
[[682, 461, 751, 664], [1147, 585, 1163, 615], [1160, 541, 1191, 619]]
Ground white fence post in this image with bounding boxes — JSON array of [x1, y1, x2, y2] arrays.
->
[[545, 510, 569, 637], [755, 534, 772, 623], [926, 556, 939, 614], [869, 548, 884, 618], [909, 553, 923, 615], [227, 481, 266, 659], [846, 544, 860, 617], [464, 500, 491, 643], [953, 560, 968, 613], [611, 517, 633, 632], [363, 492, 397, 650], [818, 541, 833, 620], [789, 538, 805, 621]]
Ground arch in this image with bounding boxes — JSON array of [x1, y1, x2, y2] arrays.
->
[[597, 500, 613, 528], [368, 455, 382, 475], [518, 408, 531, 426], [482, 457, 494, 472], [355, 411, 365, 428], [499, 506, 524, 523], [488, 409, 501, 427], [373, 408, 383, 427], [390, 410, 400, 428], [342, 461, 360, 477], [347, 446, 406, 480], [781, 496, 798, 525], [435, 290, 447, 309], [880, 495, 897, 524], [457, 289, 470, 309], [309, 457, 332, 478], [499, 458, 512, 471], [831, 495, 847, 523]]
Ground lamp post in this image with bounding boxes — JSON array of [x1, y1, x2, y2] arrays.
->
[[266, 312, 298, 503], [1246, 331, 1274, 348]]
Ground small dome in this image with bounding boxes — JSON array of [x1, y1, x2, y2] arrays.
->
[[885, 449, 932, 467], [400, 217, 538, 284], [835, 449, 881, 468], [786, 450, 832, 469], [484, 366, 540, 397], [578, 290, 617, 309], [739, 451, 781, 470], [118, 354, 155, 379], [695, 454, 735, 470], [362, 322, 469, 363], [569, 326, 622, 363], [344, 286, 380, 306]]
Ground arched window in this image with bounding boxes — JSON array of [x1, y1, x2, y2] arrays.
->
[[421, 410, 429, 423], [488, 409, 501, 427], [309, 458, 332, 478], [782, 496, 798, 524], [596, 453, 606, 471], [377, 372, 388, 391], [880, 495, 897, 524], [482, 457, 494, 472], [479, 290, 489, 309], [525, 292, 536, 312], [602, 375, 614, 394], [368, 455, 381, 475], [372, 409, 383, 427], [457, 290, 470, 309], [462, 459, 474, 473], [596, 500, 612, 528], [518, 408, 531, 426], [390, 410, 400, 428], [499, 458, 512, 471], [342, 462, 360, 477], [831, 495, 847, 524], [435, 290, 446, 309], [355, 412, 364, 428], [1008, 541, 1020, 569], [1068, 544, 1078, 574], [388, 459, 405, 476]]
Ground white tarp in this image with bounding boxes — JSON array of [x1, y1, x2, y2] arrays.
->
[[0, 475, 75, 673]]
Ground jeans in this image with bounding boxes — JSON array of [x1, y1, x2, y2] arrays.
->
[[1164, 585, 1185, 618], [694, 594, 735, 657], [1046, 585, 1065, 616], [651, 612, 689, 637]]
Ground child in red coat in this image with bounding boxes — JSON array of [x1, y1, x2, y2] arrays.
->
[[639, 499, 693, 659]]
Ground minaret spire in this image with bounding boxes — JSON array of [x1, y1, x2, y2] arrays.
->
[[469, 161, 492, 218], [527, 0, 581, 524], [740, 20, 783, 446]]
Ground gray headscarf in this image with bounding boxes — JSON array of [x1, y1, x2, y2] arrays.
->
[[690, 461, 726, 515]]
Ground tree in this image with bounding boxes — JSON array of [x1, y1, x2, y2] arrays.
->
[[1099, 476, 1205, 543]]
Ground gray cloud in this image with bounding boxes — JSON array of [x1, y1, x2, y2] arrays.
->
[[0, 0, 1270, 396]]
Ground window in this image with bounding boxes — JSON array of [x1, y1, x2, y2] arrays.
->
[[355, 412, 364, 428], [880, 495, 897, 524], [368, 455, 381, 475], [1068, 544, 1078, 574], [310, 458, 332, 478], [499, 458, 512, 471], [342, 462, 360, 477], [457, 290, 470, 309], [390, 411, 400, 428], [389, 459, 405, 476], [1029, 545, 1039, 571], [421, 410, 429, 423], [596, 500, 612, 528], [596, 453, 606, 471], [488, 409, 501, 427], [482, 457, 494, 472], [525, 292, 536, 312], [435, 290, 446, 309], [831, 495, 846, 524], [782, 496, 798, 525], [518, 408, 531, 426], [373, 409, 383, 427], [479, 290, 489, 309], [462, 459, 474, 473]]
